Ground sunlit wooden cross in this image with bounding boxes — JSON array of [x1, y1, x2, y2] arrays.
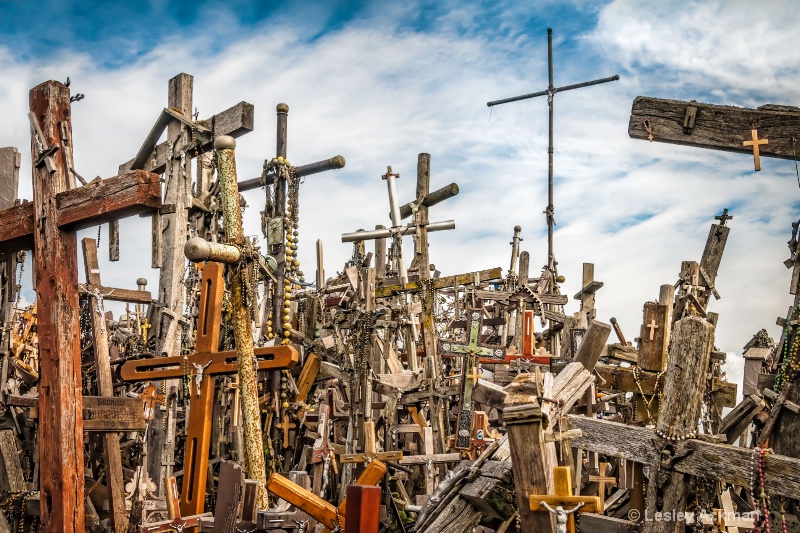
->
[[743, 128, 769, 171], [120, 261, 299, 516], [587, 462, 617, 510], [0, 80, 163, 533], [438, 307, 505, 448], [529, 466, 602, 533]]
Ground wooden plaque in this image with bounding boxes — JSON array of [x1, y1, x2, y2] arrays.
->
[[638, 302, 668, 372], [82, 396, 146, 431]]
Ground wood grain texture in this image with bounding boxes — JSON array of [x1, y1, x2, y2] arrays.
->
[[567, 414, 800, 500], [213, 461, 244, 533], [628, 96, 800, 160], [30, 79, 85, 533], [344, 485, 381, 533], [574, 320, 611, 371], [503, 373, 554, 532]]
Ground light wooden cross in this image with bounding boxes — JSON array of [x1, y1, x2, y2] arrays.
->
[[743, 128, 769, 171], [399, 426, 461, 496], [439, 307, 505, 448], [140, 476, 211, 533], [266, 459, 387, 533], [340, 420, 403, 465], [120, 261, 299, 516], [529, 466, 602, 533], [587, 462, 617, 510], [645, 318, 659, 341], [0, 80, 163, 533]]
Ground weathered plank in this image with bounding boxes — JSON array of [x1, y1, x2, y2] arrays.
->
[[0, 170, 161, 253], [567, 415, 800, 500], [629, 96, 800, 160], [119, 101, 254, 174], [375, 267, 502, 298], [0, 429, 25, 492]]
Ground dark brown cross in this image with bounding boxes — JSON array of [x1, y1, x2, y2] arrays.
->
[[0, 81, 162, 532], [120, 261, 299, 516]]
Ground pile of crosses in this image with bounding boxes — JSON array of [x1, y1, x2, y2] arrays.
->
[[2, 74, 800, 533]]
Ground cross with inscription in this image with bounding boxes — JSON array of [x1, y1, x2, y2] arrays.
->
[[438, 307, 505, 448], [0, 81, 163, 533], [120, 261, 299, 516]]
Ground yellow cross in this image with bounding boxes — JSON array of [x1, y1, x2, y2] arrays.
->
[[140, 318, 151, 343], [743, 128, 768, 171]]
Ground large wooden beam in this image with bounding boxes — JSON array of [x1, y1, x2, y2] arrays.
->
[[375, 267, 502, 298], [628, 96, 800, 160], [30, 80, 85, 532], [568, 414, 800, 502], [0, 170, 161, 253]]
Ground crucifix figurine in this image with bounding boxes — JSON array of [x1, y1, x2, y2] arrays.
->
[[192, 360, 212, 397], [540, 501, 585, 533]]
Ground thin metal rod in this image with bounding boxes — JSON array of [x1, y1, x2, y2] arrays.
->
[[486, 75, 619, 107], [547, 28, 555, 270]]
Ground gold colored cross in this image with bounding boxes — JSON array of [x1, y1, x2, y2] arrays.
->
[[140, 318, 151, 343], [743, 128, 768, 171], [279, 414, 297, 449]]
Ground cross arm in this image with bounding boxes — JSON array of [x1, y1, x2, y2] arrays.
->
[[375, 267, 503, 298], [238, 155, 346, 192], [0, 170, 161, 253], [629, 96, 800, 159], [119, 101, 254, 174], [487, 75, 619, 107], [119, 345, 299, 381], [566, 414, 800, 499], [398, 182, 459, 220]]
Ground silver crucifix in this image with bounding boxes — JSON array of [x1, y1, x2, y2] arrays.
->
[[192, 360, 212, 397]]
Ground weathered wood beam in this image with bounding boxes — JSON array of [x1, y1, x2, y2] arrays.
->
[[375, 267, 502, 298], [628, 96, 800, 160], [119, 101, 254, 174], [0, 170, 161, 253], [567, 415, 800, 500]]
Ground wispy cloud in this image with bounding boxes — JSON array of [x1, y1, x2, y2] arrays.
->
[[2, 0, 799, 398]]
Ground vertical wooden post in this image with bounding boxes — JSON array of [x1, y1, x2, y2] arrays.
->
[[415, 153, 446, 454], [374, 225, 386, 280], [272, 103, 289, 341], [503, 373, 554, 532], [0, 147, 20, 395], [81, 238, 128, 532], [216, 135, 269, 508], [645, 316, 714, 533], [30, 80, 85, 532], [345, 485, 382, 533]]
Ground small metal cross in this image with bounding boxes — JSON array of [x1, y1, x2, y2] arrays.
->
[[714, 208, 733, 226]]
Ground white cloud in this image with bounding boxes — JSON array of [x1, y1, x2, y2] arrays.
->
[[2, 0, 800, 403]]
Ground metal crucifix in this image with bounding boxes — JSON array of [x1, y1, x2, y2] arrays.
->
[[487, 28, 619, 271]]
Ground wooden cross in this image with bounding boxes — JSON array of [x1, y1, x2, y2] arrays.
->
[[645, 318, 659, 341], [279, 413, 298, 449], [140, 476, 211, 533], [340, 420, 403, 465], [529, 466, 602, 533], [587, 462, 616, 510], [743, 127, 769, 171], [400, 426, 461, 497], [438, 307, 505, 448], [266, 459, 387, 533], [0, 80, 163, 533], [120, 261, 299, 516]]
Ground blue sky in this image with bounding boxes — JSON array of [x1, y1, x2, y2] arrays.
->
[[2, 0, 800, 395]]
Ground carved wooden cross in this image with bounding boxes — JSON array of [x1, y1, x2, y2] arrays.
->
[[120, 261, 299, 516], [439, 307, 505, 448], [399, 426, 461, 496], [0, 80, 163, 533], [587, 462, 616, 510], [529, 466, 602, 533]]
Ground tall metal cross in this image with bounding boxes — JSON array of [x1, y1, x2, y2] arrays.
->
[[487, 28, 619, 271], [438, 307, 505, 448]]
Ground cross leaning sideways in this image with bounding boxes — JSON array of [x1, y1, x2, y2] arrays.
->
[[120, 261, 299, 516], [0, 81, 163, 533]]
